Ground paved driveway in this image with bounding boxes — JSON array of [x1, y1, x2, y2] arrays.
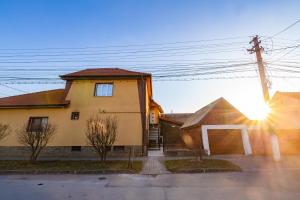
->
[[1, 156, 300, 200]]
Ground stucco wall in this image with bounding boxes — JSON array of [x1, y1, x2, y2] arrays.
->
[[270, 99, 300, 129], [0, 79, 143, 147]]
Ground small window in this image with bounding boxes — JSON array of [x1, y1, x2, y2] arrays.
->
[[95, 83, 113, 96], [27, 117, 48, 132], [71, 112, 80, 120], [71, 146, 81, 152], [113, 146, 125, 151]]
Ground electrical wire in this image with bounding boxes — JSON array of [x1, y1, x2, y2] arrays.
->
[[270, 19, 300, 38]]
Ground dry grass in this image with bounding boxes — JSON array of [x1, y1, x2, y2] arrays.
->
[[165, 159, 241, 173], [0, 160, 143, 173]]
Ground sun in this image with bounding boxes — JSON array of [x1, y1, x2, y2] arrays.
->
[[247, 102, 271, 120]]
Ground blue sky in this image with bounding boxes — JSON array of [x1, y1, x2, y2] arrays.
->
[[0, 0, 299, 119]]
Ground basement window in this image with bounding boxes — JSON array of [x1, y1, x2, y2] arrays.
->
[[27, 117, 48, 132], [71, 146, 81, 152], [106, 146, 112, 151], [71, 112, 80, 120], [113, 146, 125, 151], [95, 83, 113, 96]]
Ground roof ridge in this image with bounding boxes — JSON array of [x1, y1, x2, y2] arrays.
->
[[60, 67, 151, 80], [181, 97, 243, 129]]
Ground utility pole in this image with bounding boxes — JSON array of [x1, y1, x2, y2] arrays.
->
[[248, 35, 281, 161], [248, 36, 270, 101]]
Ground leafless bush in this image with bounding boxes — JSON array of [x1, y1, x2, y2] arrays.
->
[[0, 123, 10, 141], [86, 115, 118, 163], [17, 123, 56, 162]]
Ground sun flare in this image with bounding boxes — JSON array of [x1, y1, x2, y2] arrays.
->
[[243, 102, 271, 120]]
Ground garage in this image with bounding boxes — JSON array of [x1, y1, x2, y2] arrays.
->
[[208, 129, 244, 155], [181, 97, 252, 156]]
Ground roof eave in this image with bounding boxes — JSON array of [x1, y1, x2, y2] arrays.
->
[[181, 123, 201, 130], [0, 102, 70, 109], [60, 74, 151, 80], [159, 117, 184, 126]]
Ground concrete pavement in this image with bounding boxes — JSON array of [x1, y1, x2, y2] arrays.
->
[[1, 169, 300, 200], [1, 156, 300, 200], [141, 149, 168, 175]]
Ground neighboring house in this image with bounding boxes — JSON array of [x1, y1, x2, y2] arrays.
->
[[181, 97, 252, 155], [0, 68, 162, 159], [269, 91, 300, 154], [148, 99, 164, 149], [159, 113, 192, 150], [162, 94, 300, 157]]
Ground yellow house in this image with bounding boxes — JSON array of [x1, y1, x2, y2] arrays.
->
[[0, 68, 162, 158]]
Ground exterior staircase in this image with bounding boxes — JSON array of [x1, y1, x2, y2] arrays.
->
[[148, 126, 160, 150]]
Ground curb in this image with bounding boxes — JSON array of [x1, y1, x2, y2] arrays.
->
[[0, 170, 140, 175]]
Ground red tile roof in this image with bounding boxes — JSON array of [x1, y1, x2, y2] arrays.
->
[[0, 89, 69, 108], [60, 68, 151, 80]]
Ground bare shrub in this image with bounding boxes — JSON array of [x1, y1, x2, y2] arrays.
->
[[17, 123, 56, 162], [0, 123, 10, 141], [86, 115, 118, 163]]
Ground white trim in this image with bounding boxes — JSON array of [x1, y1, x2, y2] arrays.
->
[[271, 134, 281, 161], [201, 124, 252, 156]]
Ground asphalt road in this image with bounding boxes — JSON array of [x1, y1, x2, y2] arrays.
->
[[1, 169, 300, 200]]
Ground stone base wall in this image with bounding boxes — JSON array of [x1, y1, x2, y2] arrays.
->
[[0, 146, 143, 160]]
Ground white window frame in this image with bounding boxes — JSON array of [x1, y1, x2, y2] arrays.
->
[[95, 83, 113, 97]]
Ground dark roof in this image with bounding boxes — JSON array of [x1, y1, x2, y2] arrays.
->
[[181, 97, 248, 129], [0, 89, 69, 108], [60, 68, 151, 80], [160, 113, 193, 125]]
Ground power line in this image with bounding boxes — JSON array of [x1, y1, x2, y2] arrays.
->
[[0, 36, 249, 51], [267, 44, 300, 52], [0, 41, 247, 56], [0, 83, 27, 93], [270, 19, 300, 38]]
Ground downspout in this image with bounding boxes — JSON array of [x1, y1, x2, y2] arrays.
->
[[137, 76, 147, 156]]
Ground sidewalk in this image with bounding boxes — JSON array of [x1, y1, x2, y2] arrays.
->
[[140, 149, 169, 175]]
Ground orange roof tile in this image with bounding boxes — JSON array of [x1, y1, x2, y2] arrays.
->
[[0, 89, 69, 108]]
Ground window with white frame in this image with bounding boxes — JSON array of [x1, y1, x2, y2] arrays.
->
[[95, 83, 113, 96]]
